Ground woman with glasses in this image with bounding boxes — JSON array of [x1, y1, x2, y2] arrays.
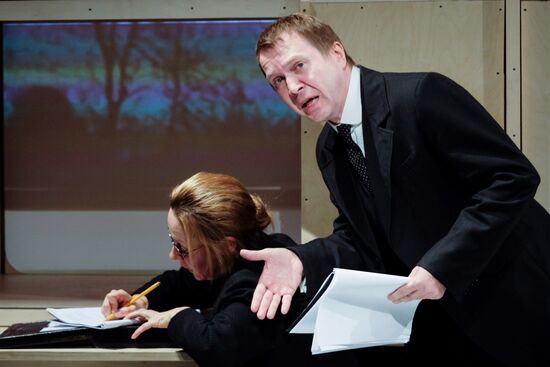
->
[[101, 172, 355, 367]]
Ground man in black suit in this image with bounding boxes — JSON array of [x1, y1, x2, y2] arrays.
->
[[241, 13, 550, 366]]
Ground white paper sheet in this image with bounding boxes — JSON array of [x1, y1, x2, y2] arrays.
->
[[41, 307, 138, 332], [290, 268, 420, 354]]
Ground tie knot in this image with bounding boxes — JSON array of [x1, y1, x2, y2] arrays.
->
[[337, 124, 353, 144], [337, 123, 351, 135]]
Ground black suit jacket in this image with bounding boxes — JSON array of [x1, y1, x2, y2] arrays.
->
[[292, 67, 550, 366], [136, 233, 360, 367]]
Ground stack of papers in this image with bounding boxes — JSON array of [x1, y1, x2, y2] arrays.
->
[[41, 307, 138, 332], [289, 268, 420, 354]]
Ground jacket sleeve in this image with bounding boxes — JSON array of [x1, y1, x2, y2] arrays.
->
[[290, 195, 376, 297], [413, 72, 541, 301], [166, 270, 282, 367]]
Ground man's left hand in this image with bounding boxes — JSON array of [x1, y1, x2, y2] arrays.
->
[[388, 266, 446, 303]]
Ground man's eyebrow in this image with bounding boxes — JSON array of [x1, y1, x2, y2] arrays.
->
[[264, 69, 275, 81], [283, 56, 300, 69], [260, 63, 274, 81], [265, 56, 301, 82]]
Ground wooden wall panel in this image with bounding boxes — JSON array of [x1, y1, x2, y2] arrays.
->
[[521, 1, 549, 210], [301, 0, 506, 240]]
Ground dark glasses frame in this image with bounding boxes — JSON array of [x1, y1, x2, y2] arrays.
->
[[169, 233, 191, 259]]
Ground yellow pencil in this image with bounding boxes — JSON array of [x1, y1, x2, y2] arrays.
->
[[106, 281, 161, 320]]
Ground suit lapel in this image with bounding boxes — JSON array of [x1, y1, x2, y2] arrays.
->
[[359, 67, 393, 196], [319, 126, 383, 261], [359, 67, 393, 238], [317, 67, 395, 256]]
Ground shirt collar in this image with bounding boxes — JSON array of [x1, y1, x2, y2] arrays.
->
[[329, 66, 362, 130]]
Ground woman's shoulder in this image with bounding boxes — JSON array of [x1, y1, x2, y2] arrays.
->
[[266, 232, 297, 247], [250, 232, 297, 250], [223, 232, 299, 295], [212, 233, 300, 306], [222, 265, 261, 291]]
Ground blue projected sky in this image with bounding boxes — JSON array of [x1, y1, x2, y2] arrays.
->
[[3, 20, 295, 132]]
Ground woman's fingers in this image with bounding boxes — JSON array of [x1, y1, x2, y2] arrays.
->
[[101, 289, 132, 317], [131, 321, 153, 339]]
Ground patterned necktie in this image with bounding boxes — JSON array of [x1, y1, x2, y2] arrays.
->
[[337, 124, 372, 193]]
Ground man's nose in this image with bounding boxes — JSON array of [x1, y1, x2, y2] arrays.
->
[[287, 76, 303, 95]]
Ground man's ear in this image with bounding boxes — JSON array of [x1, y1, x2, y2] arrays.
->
[[331, 41, 347, 67], [224, 236, 238, 253]]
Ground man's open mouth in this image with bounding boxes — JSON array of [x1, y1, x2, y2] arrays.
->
[[302, 96, 318, 109]]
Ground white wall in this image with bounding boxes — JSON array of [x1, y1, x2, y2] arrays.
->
[[5, 209, 296, 273]]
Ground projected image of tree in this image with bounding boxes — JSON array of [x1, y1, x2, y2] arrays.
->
[[3, 20, 299, 210]]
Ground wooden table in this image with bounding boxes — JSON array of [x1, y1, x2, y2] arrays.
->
[[0, 347, 197, 366], [0, 274, 198, 367]]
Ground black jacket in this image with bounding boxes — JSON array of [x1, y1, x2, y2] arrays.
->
[[136, 232, 360, 367], [292, 67, 550, 366]]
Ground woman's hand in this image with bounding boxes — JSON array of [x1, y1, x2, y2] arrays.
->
[[125, 307, 189, 339], [101, 289, 149, 319]]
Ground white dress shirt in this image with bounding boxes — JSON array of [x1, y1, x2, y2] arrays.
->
[[329, 66, 365, 156]]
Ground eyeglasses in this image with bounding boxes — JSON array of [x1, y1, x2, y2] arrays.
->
[[169, 233, 191, 259]]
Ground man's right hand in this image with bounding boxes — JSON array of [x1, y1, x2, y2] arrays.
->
[[240, 248, 304, 320]]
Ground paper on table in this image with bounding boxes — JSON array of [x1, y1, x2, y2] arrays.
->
[[41, 307, 138, 332], [289, 268, 420, 354]]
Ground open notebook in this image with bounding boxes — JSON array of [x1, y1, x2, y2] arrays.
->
[[43, 307, 138, 332]]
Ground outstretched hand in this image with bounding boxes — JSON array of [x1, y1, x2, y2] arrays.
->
[[388, 266, 446, 303], [240, 248, 304, 320]]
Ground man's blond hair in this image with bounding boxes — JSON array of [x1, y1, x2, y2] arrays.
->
[[256, 13, 355, 72]]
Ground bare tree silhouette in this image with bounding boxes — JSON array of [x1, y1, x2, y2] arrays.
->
[[94, 22, 140, 134], [136, 24, 203, 132]]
